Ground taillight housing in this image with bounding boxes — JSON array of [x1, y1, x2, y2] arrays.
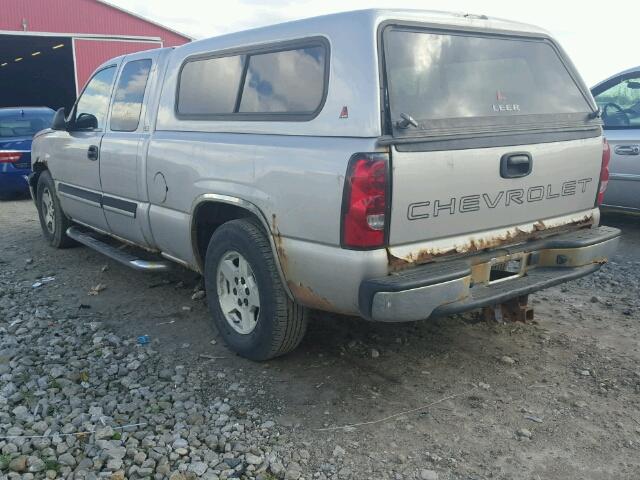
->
[[597, 138, 611, 206], [341, 153, 390, 249], [0, 151, 23, 163]]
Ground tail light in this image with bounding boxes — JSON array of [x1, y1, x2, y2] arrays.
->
[[0, 151, 23, 163], [341, 153, 390, 249], [597, 138, 611, 206]]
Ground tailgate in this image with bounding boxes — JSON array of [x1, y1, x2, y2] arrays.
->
[[381, 24, 603, 252], [389, 137, 602, 245]]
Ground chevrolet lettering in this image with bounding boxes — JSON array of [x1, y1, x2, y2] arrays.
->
[[408, 178, 594, 220]]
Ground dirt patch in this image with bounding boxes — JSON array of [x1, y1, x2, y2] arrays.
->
[[2, 199, 639, 479]]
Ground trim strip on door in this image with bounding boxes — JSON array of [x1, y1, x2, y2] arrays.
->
[[609, 173, 640, 183], [58, 182, 138, 218], [102, 196, 137, 217], [58, 183, 102, 204]]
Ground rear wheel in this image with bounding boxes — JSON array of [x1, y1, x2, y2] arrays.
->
[[36, 170, 74, 248], [204, 219, 308, 361]]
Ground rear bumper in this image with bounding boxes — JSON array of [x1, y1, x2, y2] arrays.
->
[[0, 167, 30, 194], [359, 226, 620, 322]]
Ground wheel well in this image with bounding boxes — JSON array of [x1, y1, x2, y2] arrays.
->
[[192, 201, 264, 270], [29, 163, 47, 190]]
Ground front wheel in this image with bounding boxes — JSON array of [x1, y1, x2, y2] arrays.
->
[[204, 219, 308, 361], [36, 170, 75, 248]]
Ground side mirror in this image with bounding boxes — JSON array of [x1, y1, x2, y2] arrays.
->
[[74, 113, 98, 130], [51, 107, 67, 131]]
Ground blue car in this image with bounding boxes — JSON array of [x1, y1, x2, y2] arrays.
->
[[0, 107, 55, 200]]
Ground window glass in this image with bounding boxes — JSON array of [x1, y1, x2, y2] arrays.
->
[[239, 46, 326, 113], [110, 59, 152, 132], [75, 66, 116, 130], [384, 30, 590, 133], [178, 55, 245, 115], [0, 112, 54, 138], [594, 75, 640, 128]]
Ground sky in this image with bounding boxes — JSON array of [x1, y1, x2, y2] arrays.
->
[[108, 0, 637, 86]]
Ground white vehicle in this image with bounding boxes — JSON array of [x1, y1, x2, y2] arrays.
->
[[31, 10, 620, 360]]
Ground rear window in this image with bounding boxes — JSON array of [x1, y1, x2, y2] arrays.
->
[[176, 40, 328, 120], [0, 112, 53, 138], [384, 29, 592, 134]]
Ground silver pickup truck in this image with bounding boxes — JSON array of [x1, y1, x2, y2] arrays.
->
[[30, 9, 620, 360]]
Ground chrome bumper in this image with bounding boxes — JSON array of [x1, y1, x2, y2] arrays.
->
[[359, 226, 620, 322]]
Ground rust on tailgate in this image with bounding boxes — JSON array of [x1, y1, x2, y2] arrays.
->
[[387, 214, 594, 272]]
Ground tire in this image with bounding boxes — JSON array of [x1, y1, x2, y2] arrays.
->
[[204, 218, 308, 361], [36, 170, 75, 248]]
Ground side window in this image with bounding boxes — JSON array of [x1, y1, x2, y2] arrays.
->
[[177, 55, 245, 115], [239, 46, 326, 114], [75, 66, 116, 130], [175, 40, 328, 119], [110, 59, 152, 132], [594, 75, 640, 128]]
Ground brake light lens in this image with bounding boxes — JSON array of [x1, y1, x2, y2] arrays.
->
[[0, 151, 23, 163], [597, 138, 611, 206], [342, 153, 389, 248]]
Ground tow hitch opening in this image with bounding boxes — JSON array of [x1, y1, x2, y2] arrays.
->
[[489, 255, 526, 284]]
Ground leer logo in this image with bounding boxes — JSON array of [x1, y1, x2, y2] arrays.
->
[[493, 90, 520, 112]]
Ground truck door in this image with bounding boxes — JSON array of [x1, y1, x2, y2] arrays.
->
[[99, 51, 159, 246], [50, 65, 117, 231]]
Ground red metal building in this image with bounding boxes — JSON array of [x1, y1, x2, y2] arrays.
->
[[0, 0, 190, 110]]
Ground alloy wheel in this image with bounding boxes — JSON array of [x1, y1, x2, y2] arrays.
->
[[216, 250, 260, 334], [41, 187, 56, 234]]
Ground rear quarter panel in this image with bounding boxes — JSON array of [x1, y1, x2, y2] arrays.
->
[[145, 132, 379, 265]]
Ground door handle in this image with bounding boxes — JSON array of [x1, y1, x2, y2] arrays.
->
[[87, 145, 99, 161], [614, 145, 640, 156], [500, 152, 532, 178]]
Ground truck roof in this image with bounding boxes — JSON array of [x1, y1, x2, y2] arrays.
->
[[183, 8, 551, 51], [95, 9, 552, 74]]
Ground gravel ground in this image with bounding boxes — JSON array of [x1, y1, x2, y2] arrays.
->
[[1, 198, 639, 480]]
